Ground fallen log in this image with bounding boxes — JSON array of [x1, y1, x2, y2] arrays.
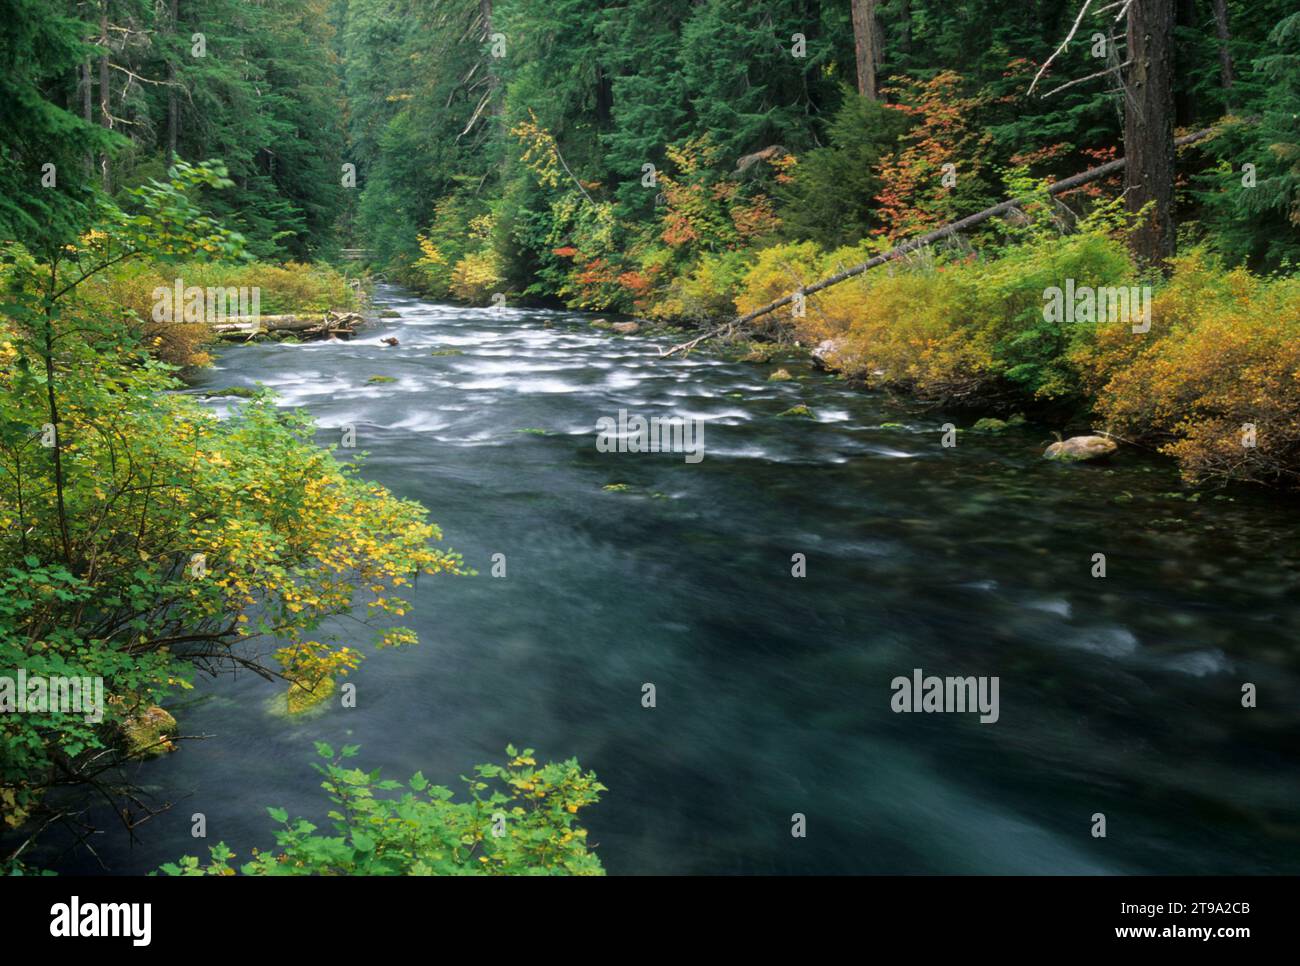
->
[[212, 310, 366, 342], [661, 126, 1219, 357]]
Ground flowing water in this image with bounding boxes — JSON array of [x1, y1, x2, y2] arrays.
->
[[56, 286, 1300, 874]]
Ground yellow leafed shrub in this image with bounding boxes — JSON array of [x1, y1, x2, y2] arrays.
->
[[1072, 250, 1300, 484], [746, 231, 1138, 403], [646, 249, 752, 321], [78, 260, 358, 368], [450, 251, 504, 303]]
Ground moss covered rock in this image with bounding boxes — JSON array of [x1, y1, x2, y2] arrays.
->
[[777, 404, 815, 419], [1045, 435, 1118, 461], [122, 705, 178, 758]]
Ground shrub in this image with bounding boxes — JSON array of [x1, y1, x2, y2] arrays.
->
[[77, 259, 359, 368], [762, 229, 1138, 404], [647, 249, 754, 321], [450, 251, 505, 304], [1073, 249, 1300, 484], [159, 743, 605, 876], [734, 241, 824, 317], [0, 163, 461, 850]]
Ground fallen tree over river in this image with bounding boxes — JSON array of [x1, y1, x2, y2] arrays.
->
[[211, 310, 366, 342]]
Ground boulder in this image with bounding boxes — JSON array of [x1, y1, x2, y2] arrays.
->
[[777, 404, 815, 419], [973, 415, 1026, 433], [811, 339, 845, 372], [122, 705, 177, 758], [611, 321, 640, 334], [1044, 435, 1118, 461], [768, 368, 793, 382]]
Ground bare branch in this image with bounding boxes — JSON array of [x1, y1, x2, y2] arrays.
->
[[1028, 0, 1096, 95], [1042, 59, 1132, 98]]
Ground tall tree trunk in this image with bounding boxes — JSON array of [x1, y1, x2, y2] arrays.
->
[[480, 0, 503, 121], [167, 0, 179, 161], [98, 4, 112, 193], [850, 0, 880, 100], [80, 60, 93, 177], [1124, 0, 1177, 269], [1174, 0, 1195, 127], [1211, 0, 1234, 103]]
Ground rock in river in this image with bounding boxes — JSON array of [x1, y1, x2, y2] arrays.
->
[[121, 705, 178, 757], [811, 339, 844, 371], [611, 321, 640, 334], [1044, 435, 1118, 461]]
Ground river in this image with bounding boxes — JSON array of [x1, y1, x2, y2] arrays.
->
[[56, 286, 1300, 874]]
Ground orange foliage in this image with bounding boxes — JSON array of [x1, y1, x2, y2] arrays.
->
[[872, 72, 994, 241]]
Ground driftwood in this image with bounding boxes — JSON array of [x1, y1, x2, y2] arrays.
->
[[662, 126, 1218, 357], [212, 310, 365, 342]]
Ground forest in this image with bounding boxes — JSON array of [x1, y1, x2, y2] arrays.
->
[[1, 0, 1299, 884]]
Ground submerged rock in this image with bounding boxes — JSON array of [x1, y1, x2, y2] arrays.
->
[[1044, 435, 1118, 461], [973, 415, 1026, 433], [286, 678, 336, 715], [611, 321, 640, 334], [777, 404, 815, 419], [768, 368, 793, 382]]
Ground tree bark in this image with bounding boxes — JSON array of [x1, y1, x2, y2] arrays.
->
[[1211, 0, 1234, 101], [1174, 0, 1196, 127], [98, 4, 112, 193], [211, 312, 366, 341], [167, 0, 179, 162], [80, 60, 93, 177], [1123, 0, 1177, 269], [851, 0, 881, 100]]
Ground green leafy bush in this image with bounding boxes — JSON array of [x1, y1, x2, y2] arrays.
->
[[0, 162, 462, 858], [160, 744, 605, 876]]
